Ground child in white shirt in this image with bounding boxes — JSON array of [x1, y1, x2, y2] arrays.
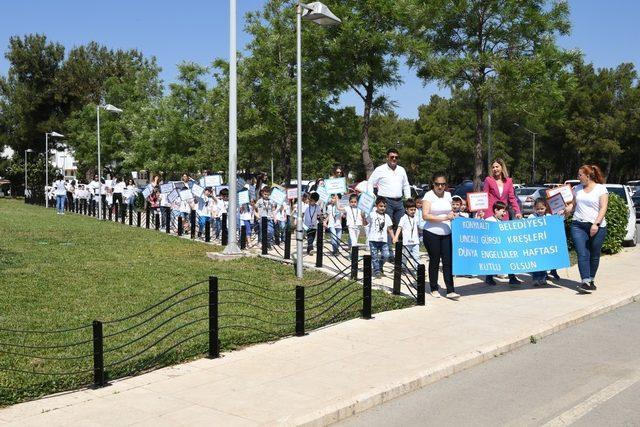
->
[[303, 192, 321, 254], [480, 201, 521, 286], [324, 194, 344, 255], [393, 198, 420, 271], [345, 194, 363, 249], [528, 198, 560, 285], [365, 196, 394, 278]]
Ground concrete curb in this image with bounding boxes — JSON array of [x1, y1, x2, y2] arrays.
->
[[291, 289, 640, 426]]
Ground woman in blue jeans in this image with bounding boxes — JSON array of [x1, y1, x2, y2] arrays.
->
[[565, 165, 609, 294], [53, 174, 67, 215]]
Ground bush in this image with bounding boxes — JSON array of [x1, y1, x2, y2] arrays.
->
[[602, 193, 628, 254], [563, 193, 628, 255]]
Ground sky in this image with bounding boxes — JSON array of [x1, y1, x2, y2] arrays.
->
[[0, 0, 639, 119]]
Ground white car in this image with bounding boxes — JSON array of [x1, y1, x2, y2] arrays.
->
[[605, 184, 637, 247]]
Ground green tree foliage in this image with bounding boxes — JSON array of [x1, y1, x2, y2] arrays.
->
[[602, 193, 628, 254]]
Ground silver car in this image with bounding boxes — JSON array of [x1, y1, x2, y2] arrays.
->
[[605, 184, 638, 246], [515, 187, 547, 215]]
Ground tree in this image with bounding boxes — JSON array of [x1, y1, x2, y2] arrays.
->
[[0, 34, 65, 155], [402, 0, 571, 189]]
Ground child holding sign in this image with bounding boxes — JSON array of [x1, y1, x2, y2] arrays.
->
[[303, 192, 321, 255], [364, 197, 394, 279], [255, 187, 276, 247], [324, 194, 344, 256], [392, 198, 420, 273], [481, 201, 523, 286], [528, 198, 561, 285]]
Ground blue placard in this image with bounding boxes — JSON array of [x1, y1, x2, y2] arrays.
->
[[357, 192, 376, 214], [452, 216, 570, 275]]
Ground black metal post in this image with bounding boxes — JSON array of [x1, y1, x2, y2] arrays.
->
[[393, 241, 403, 295], [137, 211, 141, 227], [190, 210, 196, 239], [284, 216, 291, 259], [274, 221, 280, 246], [121, 205, 126, 224], [417, 264, 426, 306], [114, 203, 118, 222], [205, 218, 211, 242], [165, 209, 171, 234], [315, 218, 323, 267], [155, 213, 160, 231], [221, 213, 228, 245], [108, 205, 112, 221], [92, 320, 105, 387], [240, 224, 246, 249], [145, 207, 150, 229], [351, 246, 359, 280], [296, 285, 305, 336], [208, 276, 219, 358], [363, 255, 372, 319], [261, 217, 268, 255], [128, 205, 133, 226], [102, 202, 106, 220], [177, 216, 183, 236]]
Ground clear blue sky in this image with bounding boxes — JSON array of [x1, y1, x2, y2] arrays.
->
[[1, 0, 638, 119]]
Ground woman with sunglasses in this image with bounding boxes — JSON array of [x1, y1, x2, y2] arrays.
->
[[422, 173, 459, 300]]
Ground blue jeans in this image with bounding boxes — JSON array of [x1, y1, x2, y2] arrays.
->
[[328, 227, 343, 254], [56, 195, 66, 213], [402, 244, 420, 271], [571, 221, 607, 282], [370, 241, 390, 275], [198, 215, 210, 233], [241, 219, 252, 238], [213, 218, 221, 239]]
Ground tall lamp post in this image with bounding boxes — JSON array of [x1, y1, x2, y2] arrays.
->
[[44, 132, 64, 207], [514, 123, 537, 184], [295, 1, 341, 278], [24, 149, 34, 199], [223, 0, 241, 255], [97, 103, 123, 219]]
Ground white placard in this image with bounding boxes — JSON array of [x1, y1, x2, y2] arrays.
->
[[466, 192, 489, 212], [173, 181, 186, 190], [269, 187, 287, 206], [316, 186, 330, 203], [191, 184, 204, 198], [238, 190, 250, 205], [546, 192, 566, 215], [142, 186, 153, 199], [179, 189, 193, 201], [205, 175, 223, 187], [546, 184, 573, 203], [357, 192, 376, 214], [287, 188, 298, 200], [167, 189, 180, 204], [324, 177, 347, 195], [160, 182, 174, 194]]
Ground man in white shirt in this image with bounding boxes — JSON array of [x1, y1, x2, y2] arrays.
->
[[367, 148, 412, 255]]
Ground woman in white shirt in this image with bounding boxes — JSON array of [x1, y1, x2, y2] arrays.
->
[[422, 173, 459, 299], [53, 174, 67, 215], [565, 165, 609, 294]]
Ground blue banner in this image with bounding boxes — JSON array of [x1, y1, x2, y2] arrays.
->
[[452, 216, 570, 275]]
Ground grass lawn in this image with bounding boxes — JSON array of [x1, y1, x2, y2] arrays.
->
[[0, 199, 413, 405]]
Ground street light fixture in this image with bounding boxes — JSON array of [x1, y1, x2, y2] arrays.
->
[[45, 131, 65, 208], [97, 103, 123, 219], [514, 122, 537, 184], [24, 149, 34, 199], [295, 1, 341, 278]]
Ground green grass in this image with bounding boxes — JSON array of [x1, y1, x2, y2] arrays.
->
[[0, 199, 413, 405]]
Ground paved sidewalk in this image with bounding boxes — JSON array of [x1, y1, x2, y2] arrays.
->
[[1, 247, 639, 426]]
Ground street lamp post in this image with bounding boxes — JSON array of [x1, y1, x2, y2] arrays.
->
[[295, 1, 341, 278], [514, 123, 537, 184], [222, 0, 241, 255], [44, 132, 64, 207], [96, 104, 123, 219], [24, 149, 34, 199]]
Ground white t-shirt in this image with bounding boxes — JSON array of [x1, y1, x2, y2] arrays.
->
[[573, 184, 608, 226], [422, 190, 453, 235], [240, 205, 253, 221], [398, 214, 420, 245], [345, 206, 363, 227], [325, 204, 343, 229], [367, 211, 392, 242], [54, 180, 66, 196]]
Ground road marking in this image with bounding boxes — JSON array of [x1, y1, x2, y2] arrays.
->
[[542, 370, 640, 427]]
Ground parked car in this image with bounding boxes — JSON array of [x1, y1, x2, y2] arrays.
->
[[627, 180, 640, 194], [564, 179, 580, 188], [605, 184, 637, 246], [515, 187, 547, 215], [632, 191, 640, 223]]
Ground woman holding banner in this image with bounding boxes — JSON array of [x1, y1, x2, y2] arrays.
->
[[483, 158, 522, 220], [565, 165, 609, 294], [422, 173, 459, 300]]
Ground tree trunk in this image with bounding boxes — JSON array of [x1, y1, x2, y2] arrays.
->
[[473, 96, 485, 191], [281, 132, 293, 186], [361, 84, 375, 178]]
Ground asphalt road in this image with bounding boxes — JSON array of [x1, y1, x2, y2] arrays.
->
[[338, 301, 640, 427]]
